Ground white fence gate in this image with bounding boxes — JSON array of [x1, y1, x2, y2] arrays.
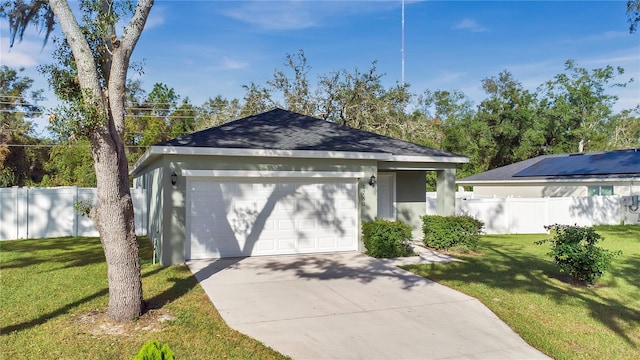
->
[[0, 187, 147, 240], [426, 195, 635, 234]]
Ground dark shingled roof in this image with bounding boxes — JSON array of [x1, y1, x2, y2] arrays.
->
[[156, 108, 463, 159], [459, 149, 640, 183]]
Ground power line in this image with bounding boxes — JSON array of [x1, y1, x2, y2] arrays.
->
[[1, 95, 238, 108], [0, 101, 42, 106], [0, 109, 201, 120], [1, 96, 200, 107], [0, 94, 44, 98], [1, 127, 191, 135], [2, 143, 149, 148]]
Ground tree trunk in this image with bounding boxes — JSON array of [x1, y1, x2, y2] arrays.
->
[[91, 130, 142, 321], [48, 0, 154, 322]]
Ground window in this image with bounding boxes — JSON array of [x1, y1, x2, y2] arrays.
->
[[588, 185, 614, 196]]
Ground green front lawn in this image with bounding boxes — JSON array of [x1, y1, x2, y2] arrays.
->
[[405, 225, 640, 360], [0, 236, 287, 359]]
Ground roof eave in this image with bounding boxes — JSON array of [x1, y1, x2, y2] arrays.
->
[[457, 176, 640, 185], [389, 154, 469, 164], [129, 147, 155, 176], [129, 146, 469, 176]]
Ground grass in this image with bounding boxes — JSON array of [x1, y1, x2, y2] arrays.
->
[[404, 225, 640, 360], [0, 236, 287, 359]]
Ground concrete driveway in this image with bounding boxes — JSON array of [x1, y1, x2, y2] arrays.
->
[[188, 252, 549, 360]]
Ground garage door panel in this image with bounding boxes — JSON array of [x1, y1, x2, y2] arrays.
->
[[318, 219, 338, 230], [340, 216, 357, 229], [339, 237, 355, 248], [188, 178, 358, 259], [234, 200, 256, 210], [298, 237, 316, 249], [261, 219, 276, 231], [299, 219, 317, 230], [318, 237, 337, 249], [277, 198, 296, 211], [338, 198, 357, 209], [254, 182, 277, 193], [256, 239, 276, 251], [222, 182, 243, 197], [278, 238, 296, 250], [277, 219, 295, 231], [296, 198, 317, 212]]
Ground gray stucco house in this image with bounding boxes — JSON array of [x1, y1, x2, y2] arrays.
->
[[131, 109, 468, 265]]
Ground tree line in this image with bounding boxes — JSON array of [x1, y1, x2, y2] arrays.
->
[[3, 52, 638, 188]]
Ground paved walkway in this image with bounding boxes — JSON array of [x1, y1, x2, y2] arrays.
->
[[188, 249, 550, 360]]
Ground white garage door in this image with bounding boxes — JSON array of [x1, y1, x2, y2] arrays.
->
[[187, 178, 358, 259]]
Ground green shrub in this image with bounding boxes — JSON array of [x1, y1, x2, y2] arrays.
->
[[422, 215, 483, 251], [134, 340, 175, 360], [535, 224, 621, 285], [362, 219, 413, 258]]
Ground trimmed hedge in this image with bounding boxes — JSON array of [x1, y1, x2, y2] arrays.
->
[[422, 215, 483, 251], [362, 219, 414, 258]]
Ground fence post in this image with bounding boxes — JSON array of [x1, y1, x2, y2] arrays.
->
[[74, 186, 78, 237], [618, 195, 624, 224], [15, 187, 19, 239], [25, 187, 29, 239], [505, 197, 511, 234], [15, 187, 29, 239], [544, 197, 549, 232]]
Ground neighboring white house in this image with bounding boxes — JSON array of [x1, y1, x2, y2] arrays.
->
[[457, 149, 640, 198], [456, 149, 640, 227], [130, 109, 468, 265]]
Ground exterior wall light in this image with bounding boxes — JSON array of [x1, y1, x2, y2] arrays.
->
[[369, 175, 377, 187], [171, 171, 177, 186]]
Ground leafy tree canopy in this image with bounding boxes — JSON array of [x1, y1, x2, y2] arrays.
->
[[0, 65, 48, 186]]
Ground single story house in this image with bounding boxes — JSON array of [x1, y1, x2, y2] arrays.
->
[[130, 109, 468, 265], [457, 149, 640, 198]]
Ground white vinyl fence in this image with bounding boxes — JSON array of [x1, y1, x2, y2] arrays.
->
[[426, 194, 635, 234], [0, 187, 147, 240]]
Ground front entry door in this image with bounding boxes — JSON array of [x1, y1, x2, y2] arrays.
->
[[376, 173, 395, 220]]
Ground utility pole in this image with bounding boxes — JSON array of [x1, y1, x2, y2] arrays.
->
[[402, 0, 405, 85]]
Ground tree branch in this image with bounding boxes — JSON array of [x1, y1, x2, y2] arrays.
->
[[109, 0, 154, 137], [48, 0, 103, 105]]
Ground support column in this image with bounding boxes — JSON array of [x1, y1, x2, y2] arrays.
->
[[436, 168, 456, 216]]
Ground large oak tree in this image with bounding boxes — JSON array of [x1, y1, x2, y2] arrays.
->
[[2, 0, 154, 321]]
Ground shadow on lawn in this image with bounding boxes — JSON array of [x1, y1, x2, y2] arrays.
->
[[1, 237, 109, 335], [0, 237, 107, 271], [404, 244, 640, 348], [0, 236, 196, 335], [142, 265, 199, 312], [2, 236, 153, 272], [594, 225, 640, 237], [1, 265, 199, 335], [0, 288, 109, 334], [609, 253, 640, 294]]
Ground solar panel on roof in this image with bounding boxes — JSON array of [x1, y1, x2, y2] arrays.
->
[[513, 149, 640, 177]]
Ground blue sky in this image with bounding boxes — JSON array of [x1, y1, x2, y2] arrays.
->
[[2, 1, 639, 134]]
